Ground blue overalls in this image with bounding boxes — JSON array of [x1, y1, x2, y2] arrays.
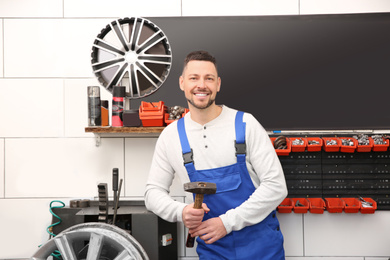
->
[[177, 111, 285, 260]]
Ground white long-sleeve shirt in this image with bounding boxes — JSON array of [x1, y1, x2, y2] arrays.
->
[[144, 105, 287, 234]]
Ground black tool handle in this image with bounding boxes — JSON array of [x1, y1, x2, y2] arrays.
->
[[186, 233, 195, 247], [113, 168, 119, 191]]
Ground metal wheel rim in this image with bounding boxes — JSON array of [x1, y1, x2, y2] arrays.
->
[[31, 222, 149, 260], [91, 17, 172, 99]]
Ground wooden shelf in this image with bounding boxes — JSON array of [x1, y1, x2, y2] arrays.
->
[[85, 126, 165, 146], [85, 126, 165, 134]]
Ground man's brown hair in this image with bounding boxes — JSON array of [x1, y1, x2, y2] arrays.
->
[[183, 50, 217, 73]]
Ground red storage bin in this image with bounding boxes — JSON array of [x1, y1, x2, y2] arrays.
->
[[306, 137, 323, 152], [139, 101, 166, 126], [308, 198, 325, 214], [360, 197, 377, 214], [290, 137, 307, 152], [372, 138, 389, 152], [325, 198, 345, 213], [341, 198, 361, 213], [277, 198, 293, 213], [339, 137, 357, 153], [356, 137, 374, 152], [271, 137, 291, 156], [323, 138, 341, 152], [291, 198, 310, 213]]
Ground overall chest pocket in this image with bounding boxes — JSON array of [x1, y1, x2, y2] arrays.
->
[[190, 164, 242, 194]]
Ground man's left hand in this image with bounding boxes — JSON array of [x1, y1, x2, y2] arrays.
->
[[189, 217, 227, 244]]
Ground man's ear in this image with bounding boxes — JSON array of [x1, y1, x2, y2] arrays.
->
[[179, 76, 184, 91], [217, 77, 221, 92]]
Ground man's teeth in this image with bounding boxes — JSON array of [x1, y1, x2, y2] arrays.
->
[[195, 93, 208, 96]]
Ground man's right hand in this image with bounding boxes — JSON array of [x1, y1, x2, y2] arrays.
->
[[182, 203, 210, 229]]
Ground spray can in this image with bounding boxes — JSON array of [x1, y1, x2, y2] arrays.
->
[[112, 86, 125, 127], [88, 86, 101, 126]]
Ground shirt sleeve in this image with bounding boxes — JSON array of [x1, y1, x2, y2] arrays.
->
[[219, 113, 288, 234], [144, 128, 187, 223]]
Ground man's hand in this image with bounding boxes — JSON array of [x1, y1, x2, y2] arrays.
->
[[189, 217, 227, 244], [182, 203, 210, 229]]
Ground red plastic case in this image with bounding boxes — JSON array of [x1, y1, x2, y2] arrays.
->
[[271, 137, 292, 156], [306, 137, 323, 152], [292, 198, 310, 213], [341, 198, 361, 213], [360, 197, 377, 214], [290, 137, 307, 152], [356, 137, 374, 152], [339, 137, 357, 153], [308, 198, 325, 214], [139, 101, 166, 126], [372, 138, 389, 152], [277, 198, 293, 213], [325, 198, 345, 213], [323, 138, 341, 152]]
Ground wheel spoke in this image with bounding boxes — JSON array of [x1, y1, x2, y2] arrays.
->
[[114, 250, 132, 260], [86, 232, 104, 260], [138, 54, 172, 65], [130, 64, 140, 97], [93, 38, 126, 56], [130, 18, 143, 51], [136, 30, 166, 54], [135, 61, 162, 87], [54, 234, 77, 260], [111, 20, 130, 52], [92, 57, 125, 73], [107, 62, 129, 89]]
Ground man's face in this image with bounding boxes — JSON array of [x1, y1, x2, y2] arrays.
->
[[179, 60, 221, 110]]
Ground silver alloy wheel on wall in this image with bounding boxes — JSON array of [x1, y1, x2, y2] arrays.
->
[[30, 222, 149, 260], [91, 17, 172, 99]]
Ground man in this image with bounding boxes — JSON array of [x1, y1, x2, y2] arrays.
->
[[145, 50, 287, 259]]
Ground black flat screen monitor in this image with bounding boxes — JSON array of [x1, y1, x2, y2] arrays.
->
[[133, 13, 390, 131]]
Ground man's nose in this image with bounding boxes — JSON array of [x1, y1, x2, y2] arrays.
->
[[197, 79, 206, 88]]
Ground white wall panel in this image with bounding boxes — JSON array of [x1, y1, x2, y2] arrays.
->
[[304, 211, 390, 256], [278, 213, 304, 256], [124, 137, 186, 197], [64, 0, 181, 17], [0, 19, 3, 78], [182, 0, 299, 16], [0, 79, 64, 137], [125, 138, 156, 196], [0, 139, 4, 198], [4, 19, 111, 78], [300, 0, 390, 14], [0, 199, 66, 258], [0, 0, 63, 18], [5, 138, 124, 197], [64, 79, 112, 137]]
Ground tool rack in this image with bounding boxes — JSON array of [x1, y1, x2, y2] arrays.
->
[[276, 136, 390, 211]]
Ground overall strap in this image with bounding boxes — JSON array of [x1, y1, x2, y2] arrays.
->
[[235, 111, 246, 163], [177, 118, 196, 173]]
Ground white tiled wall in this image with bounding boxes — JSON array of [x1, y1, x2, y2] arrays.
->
[[0, 139, 4, 198], [64, 0, 182, 18], [1, 0, 390, 259], [0, 19, 3, 78], [0, 0, 63, 18], [182, 0, 299, 16], [0, 79, 64, 137], [300, 0, 390, 14]]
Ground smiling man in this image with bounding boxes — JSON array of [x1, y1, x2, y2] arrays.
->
[[145, 50, 287, 259]]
